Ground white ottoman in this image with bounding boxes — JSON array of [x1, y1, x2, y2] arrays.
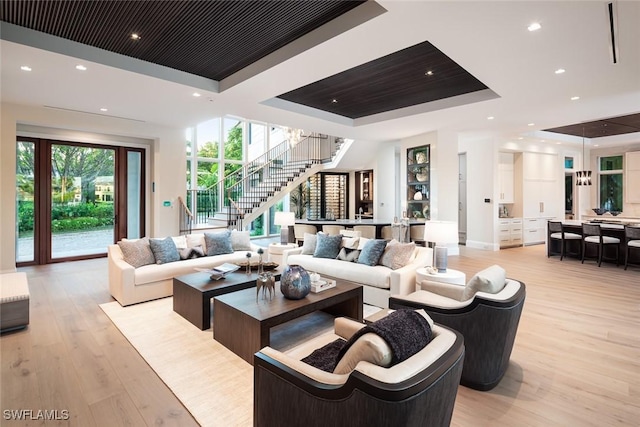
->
[[1, 272, 30, 332]]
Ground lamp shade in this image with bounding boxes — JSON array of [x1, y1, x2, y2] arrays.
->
[[274, 211, 296, 227], [423, 221, 458, 244]]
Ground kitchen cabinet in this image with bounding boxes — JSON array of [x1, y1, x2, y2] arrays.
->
[[406, 145, 430, 220], [625, 151, 640, 203], [523, 217, 554, 245], [499, 218, 523, 248], [498, 152, 515, 203]]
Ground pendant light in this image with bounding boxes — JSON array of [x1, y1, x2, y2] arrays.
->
[[576, 128, 592, 186]]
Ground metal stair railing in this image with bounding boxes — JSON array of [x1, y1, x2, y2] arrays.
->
[[187, 133, 343, 229]]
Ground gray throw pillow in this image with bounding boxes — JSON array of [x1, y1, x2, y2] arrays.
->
[[357, 239, 387, 266], [380, 241, 416, 270], [149, 237, 180, 264], [301, 233, 318, 255], [230, 230, 252, 251], [117, 237, 156, 268], [204, 230, 234, 256], [337, 247, 360, 262], [314, 233, 343, 259]]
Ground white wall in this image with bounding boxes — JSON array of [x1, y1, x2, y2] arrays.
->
[[459, 136, 497, 250], [374, 142, 398, 221], [0, 103, 186, 272]]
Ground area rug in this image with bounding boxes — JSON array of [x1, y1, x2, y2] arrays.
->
[[100, 297, 381, 427]]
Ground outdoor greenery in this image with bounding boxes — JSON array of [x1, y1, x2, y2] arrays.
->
[[16, 141, 115, 234], [18, 200, 114, 232]]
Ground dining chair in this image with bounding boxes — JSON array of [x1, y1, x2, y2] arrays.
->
[[547, 221, 582, 260], [581, 223, 620, 267], [352, 225, 376, 239], [624, 226, 640, 270], [322, 225, 345, 235]]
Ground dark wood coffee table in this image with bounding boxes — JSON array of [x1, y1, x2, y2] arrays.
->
[[213, 280, 363, 365], [173, 271, 280, 330]]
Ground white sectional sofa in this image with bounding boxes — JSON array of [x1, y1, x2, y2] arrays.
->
[[282, 238, 431, 308], [108, 231, 262, 306]]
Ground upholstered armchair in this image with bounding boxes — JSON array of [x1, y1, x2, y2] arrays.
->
[[389, 265, 525, 391], [254, 314, 464, 427]]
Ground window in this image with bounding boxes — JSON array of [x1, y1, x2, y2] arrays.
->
[[598, 155, 623, 211]]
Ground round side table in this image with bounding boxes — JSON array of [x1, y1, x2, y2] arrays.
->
[[415, 267, 466, 291], [268, 242, 297, 264]]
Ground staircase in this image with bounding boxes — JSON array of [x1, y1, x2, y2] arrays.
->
[[185, 133, 348, 231]]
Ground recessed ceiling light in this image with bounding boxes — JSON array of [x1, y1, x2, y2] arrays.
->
[[331, 99, 338, 103], [192, 92, 201, 97], [594, 144, 600, 147], [571, 96, 580, 101], [527, 123, 535, 126], [75, 65, 87, 71], [556, 142, 561, 145], [20, 65, 32, 71], [131, 33, 141, 40], [540, 139, 546, 142], [555, 68, 566, 74], [528, 22, 542, 32], [100, 108, 108, 112], [518, 137, 524, 140], [487, 116, 494, 120], [425, 70, 434, 76]]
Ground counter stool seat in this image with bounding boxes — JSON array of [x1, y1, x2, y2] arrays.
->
[[624, 226, 640, 270], [582, 223, 620, 267], [548, 221, 582, 260]]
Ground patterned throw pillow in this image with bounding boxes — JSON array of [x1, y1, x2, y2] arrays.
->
[[357, 239, 387, 266], [149, 237, 180, 264], [179, 245, 205, 260], [301, 233, 318, 255], [313, 233, 343, 259], [204, 230, 234, 256], [380, 241, 416, 270], [230, 230, 252, 251], [337, 247, 360, 262], [117, 237, 156, 268]]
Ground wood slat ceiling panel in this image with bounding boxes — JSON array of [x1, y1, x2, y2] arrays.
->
[[277, 41, 489, 119], [544, 113, 640, 138], [0, 0, 365, 81]]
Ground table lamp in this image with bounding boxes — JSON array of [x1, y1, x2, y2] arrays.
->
[[423, 221, 458, 273], [274, 211, 296, 245]]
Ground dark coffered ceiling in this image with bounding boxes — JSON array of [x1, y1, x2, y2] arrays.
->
[[544, 112, 640, 139], [276, 40, 490, 119], [0, 0, 365, 81]]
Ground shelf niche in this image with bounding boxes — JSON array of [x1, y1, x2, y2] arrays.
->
[[406, 145, 430, 221], [355, 170, 374, 218]]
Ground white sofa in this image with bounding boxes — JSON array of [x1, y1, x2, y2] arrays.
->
[[108, 233, 262, 306], [282, 245, 431, 308]]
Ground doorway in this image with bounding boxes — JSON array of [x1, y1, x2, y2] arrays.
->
[[458, 153, 467, 244], [16, 137, 145, 265]]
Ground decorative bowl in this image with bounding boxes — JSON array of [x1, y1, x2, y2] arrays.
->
[[609, 211, 621, 216], [592, 208, 608, 215]]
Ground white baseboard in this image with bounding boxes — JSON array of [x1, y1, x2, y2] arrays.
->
[[466, 240, 500, 251]]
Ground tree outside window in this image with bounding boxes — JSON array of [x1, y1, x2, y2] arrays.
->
[[598, 156, 623, 212]]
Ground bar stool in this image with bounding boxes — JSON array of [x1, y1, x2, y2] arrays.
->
[[293, 224, 317, 246], [322, 225, 345, 235], [581, 223, 620, 267], [410, 225, 426, 246], [624, 226, 640, 270], [380, 226, 393, 240], [547, 221, 582, 260], [352, 225, 376, 239]]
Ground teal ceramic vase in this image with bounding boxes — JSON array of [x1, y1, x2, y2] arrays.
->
[[280, 264, 311, 299]]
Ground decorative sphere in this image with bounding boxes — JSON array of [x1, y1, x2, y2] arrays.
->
[[280, 265, 311, 300]]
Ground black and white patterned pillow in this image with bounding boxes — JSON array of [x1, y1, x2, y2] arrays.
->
[[337, 247, 360, 262]]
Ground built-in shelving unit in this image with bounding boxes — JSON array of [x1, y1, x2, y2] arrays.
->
[[355, 170, 374, 218], [406, 145, 430, 220]]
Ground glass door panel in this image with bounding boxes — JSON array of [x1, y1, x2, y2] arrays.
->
[[50, 144, 115, 259], [16, 140, 35, 263], [127, 151, 143, 239]]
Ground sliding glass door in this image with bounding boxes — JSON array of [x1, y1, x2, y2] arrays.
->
[[16, 137, 145, 265]]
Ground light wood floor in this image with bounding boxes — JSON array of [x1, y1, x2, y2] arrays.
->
[[2, 245, 639, 426]]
